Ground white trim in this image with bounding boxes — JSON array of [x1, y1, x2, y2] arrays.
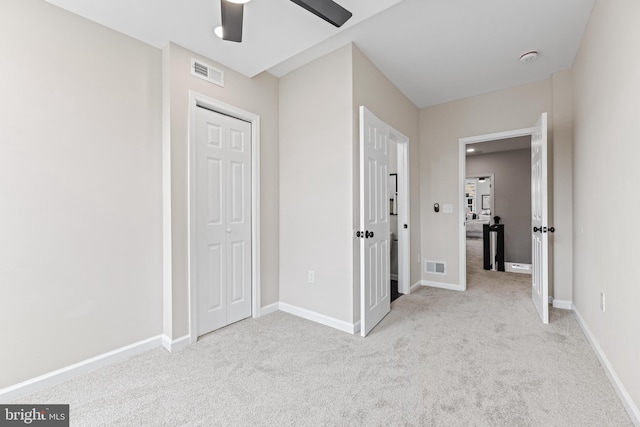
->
[[394, 133, 411, 295], [0, 336, 162, 402], [420, 280, 465, 292], [459, 128, 535, 145], [161, 334, 191, 353], [187, 92, 262, 345], [459, 127, 534, 291], [353, 321, 361, 334], [260, 302, 279, 316], [552, 299, 573, 310], [161, 47, 173, 341], [279, 302, 360, 335], [410, 281, 423, 292], [573, 308, 640, 425]]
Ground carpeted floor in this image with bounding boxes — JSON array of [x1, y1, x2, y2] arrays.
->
[[12, 239, 632, 426]]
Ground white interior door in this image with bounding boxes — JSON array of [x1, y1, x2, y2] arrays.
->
[[531, 112, 549, 324], [195, 106, 252, 336], [360, 106, 391, 337]]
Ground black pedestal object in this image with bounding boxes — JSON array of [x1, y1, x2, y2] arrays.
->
[[483, 223, 505, 271]]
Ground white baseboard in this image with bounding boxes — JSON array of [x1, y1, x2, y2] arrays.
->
[[552, 299, 573, 310], [278, 302, 359, 334], [353, 321, 361, 334], [260, 302, 279, 316], [420, 280, 465, 292], [573, 308, 640, 425], [410, 281, 423, 292], [161, 334, 191, 353], [0, 335, 163, 402]]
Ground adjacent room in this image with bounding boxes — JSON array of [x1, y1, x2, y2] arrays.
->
[[465, 137, 532, 275], [1, 0, 639, 425]]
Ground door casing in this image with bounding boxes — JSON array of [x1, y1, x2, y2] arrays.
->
[[395, 136, 411, 296], [187, 91, 261, 344]]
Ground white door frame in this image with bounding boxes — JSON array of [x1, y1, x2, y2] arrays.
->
[[394, 135, 411, 295], [458, 127, 533, 290], [187, 91, 261, 344]]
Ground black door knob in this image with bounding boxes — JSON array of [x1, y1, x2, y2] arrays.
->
[[533, 226, 542, 233], [549, 227, 556, 233], [366, 231, 374, 238]]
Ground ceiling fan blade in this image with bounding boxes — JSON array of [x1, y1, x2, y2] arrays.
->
[[290, 0, 352, 27], [221, 0, 244, 42]]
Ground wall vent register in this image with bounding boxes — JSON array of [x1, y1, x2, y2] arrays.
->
[[190, 57, 224, 87], [425, 261, 446, 274]]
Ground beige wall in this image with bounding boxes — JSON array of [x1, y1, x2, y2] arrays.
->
[[164, 43, 280, 339], [0, 0, 163, 388], [419, 79, 553, 286], [551, 70, 573, 303], [418, 78, 574, 301], [279, 44, 354, 322], [572, 0, 640, 411], [352, 45, 421, 322], [278, 43, 420, 326]]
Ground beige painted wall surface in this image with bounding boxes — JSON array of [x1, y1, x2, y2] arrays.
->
[[0, 0, 163, 388], [352, 45, 421, 322], [551, 70, 573, 303], [279, 44, 354, 323], [419, 79, 553, 287], [572, 0, 640, 411], [165, 43, 280, 339]]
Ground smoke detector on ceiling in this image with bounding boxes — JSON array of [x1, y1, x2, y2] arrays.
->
[[519, 50, 539, 62]]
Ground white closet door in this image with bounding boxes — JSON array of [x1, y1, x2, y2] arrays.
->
[[195, 106, 252, 336]]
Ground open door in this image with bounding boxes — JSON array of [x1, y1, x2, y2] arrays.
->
[[531, 112, 549, 324], [359, 106, 391, 337]]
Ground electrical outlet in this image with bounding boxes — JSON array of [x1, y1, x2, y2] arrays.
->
[[600, 292, 605, 312], [308, 270, 315, 284], [443, 204, 453, 213]]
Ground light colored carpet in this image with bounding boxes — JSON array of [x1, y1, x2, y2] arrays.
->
[[13, 239, 632, 426]]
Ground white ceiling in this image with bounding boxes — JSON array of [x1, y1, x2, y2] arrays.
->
[[44, 0, 595, 108]]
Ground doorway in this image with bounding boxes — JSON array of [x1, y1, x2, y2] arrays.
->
[[458, 114, 550, 323], [359, 106, 410, 336], [188, 92, 261, 343], [459, 128, 534, 289], [389, 139, 410, 302]]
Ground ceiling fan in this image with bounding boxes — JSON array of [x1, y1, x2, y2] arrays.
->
[[217, 0, 353, 43]]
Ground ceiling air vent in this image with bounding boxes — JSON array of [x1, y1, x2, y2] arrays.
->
[[190, 57, 224, 87]]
